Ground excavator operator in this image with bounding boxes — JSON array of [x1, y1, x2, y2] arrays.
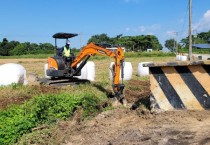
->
[[58, 40, 74, 69], [58, 40, 71, 57]]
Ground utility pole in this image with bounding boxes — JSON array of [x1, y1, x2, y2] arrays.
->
[[176, 32, 178, 53], [173, 32, 178, 53], [189, 0, 192, 60]]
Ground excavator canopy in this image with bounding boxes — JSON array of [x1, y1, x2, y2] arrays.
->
[[53, 33, 78, 39]]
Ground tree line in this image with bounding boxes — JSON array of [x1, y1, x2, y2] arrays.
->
[[88, 34, 163, 52], [165, 30, 210, 52], [1, 30, 209, 56], [0, 34, 163, 56], [0, 38, 55, 56]]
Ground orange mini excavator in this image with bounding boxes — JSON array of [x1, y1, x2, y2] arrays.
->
[[46, 32, 125, 103]]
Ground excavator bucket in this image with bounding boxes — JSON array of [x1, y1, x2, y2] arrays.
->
[[144, 60, 210, 110]]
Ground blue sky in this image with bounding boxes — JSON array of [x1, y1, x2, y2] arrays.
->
[[1, 0, 210, 49]]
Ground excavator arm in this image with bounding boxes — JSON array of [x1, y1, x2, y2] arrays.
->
[[71, 42, 125, 102]]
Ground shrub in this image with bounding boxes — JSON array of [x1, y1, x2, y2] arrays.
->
[[0, 93, 101, 144]]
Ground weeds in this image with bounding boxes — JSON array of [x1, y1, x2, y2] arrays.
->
[[0, 92, 104, 144]]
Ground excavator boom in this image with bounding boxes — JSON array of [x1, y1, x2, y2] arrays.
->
[[71, 43, 125, 102]]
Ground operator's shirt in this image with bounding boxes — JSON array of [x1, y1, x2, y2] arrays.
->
[[58, 46, 71, 56]]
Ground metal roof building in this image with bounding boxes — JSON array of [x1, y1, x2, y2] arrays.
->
[[192, 44, 210, 49]]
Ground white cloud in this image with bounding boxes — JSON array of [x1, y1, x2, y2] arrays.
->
[[125, 24, 161, 35], [124, 0, 141, 3], [147, 32, 154, 35], [166, 31, 178, 37], [125, 24, 161, 33], [193, 10, 210, 32], [149, 24, 161, 31], [178, 18, 184, 24], [204, 10, 210, 19], [125, 27, 131, 32], [137, 26, 146, 32]]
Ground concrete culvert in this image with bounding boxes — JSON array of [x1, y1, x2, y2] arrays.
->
[[0, 63, 27, 86], [109, 62, 132, 81]]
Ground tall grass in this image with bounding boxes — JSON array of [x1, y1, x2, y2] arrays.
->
[[125, 51, 175, 57], [89, 51, 175, 60], [179, 48, 210, 54], [0, 51, 175, 60]]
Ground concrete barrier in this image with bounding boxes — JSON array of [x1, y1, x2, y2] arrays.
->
[[144, 60, 210, 110]]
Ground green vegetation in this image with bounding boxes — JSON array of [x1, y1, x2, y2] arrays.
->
[[0, 38, 55, 56], [0, 51, 175, 60], [0, 55, 177, 144], [1, 30, 210, 57], [0, 90, 105, 144], [88, 51, 175, 61], [0, 53, 54, 59], [88, 33, 163, 51], [178, 48, 210, 54], [165, 30, 210, 52], [180, 30, 210, 48], [124, 51, 175, 57]]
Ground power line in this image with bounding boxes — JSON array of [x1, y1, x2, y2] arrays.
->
[[179, 0, 189, 38]]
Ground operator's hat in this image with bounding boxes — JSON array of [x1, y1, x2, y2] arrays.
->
[[66, 40, 70, 45]]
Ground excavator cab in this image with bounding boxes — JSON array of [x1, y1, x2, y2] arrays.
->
[[47, 32, 80, 78], [53, 32, 78, 56]]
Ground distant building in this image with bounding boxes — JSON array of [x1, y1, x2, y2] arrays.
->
[[192, 44, 210, 49], [192, 38, 210, 49], [147, 48, 153, 52]]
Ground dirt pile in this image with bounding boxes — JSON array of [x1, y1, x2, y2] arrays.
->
[[51, 108, 210, 145], [41, 80, 210, 145]]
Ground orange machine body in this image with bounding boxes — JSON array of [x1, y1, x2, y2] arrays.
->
[[48, 57, 58, 70], [71, 43, 124, 86], [46, 42, 125, 101]]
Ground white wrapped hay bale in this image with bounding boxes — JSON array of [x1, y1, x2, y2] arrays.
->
[[176, 55, 181, 61], [180, 55, 187, 61], [0, 63, 27, 86], [109, 62, 132, 81], [44, 63, 52, 79], [86, 61, 95, 81], [137, 62, 151, 77], [76, 61, 95, 81], [78, 63, 87, 80]]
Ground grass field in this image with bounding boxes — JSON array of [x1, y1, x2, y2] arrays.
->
[[0, 55, 177, 105], [0, 55, 177, 144], [0, 55, 176, 79]]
